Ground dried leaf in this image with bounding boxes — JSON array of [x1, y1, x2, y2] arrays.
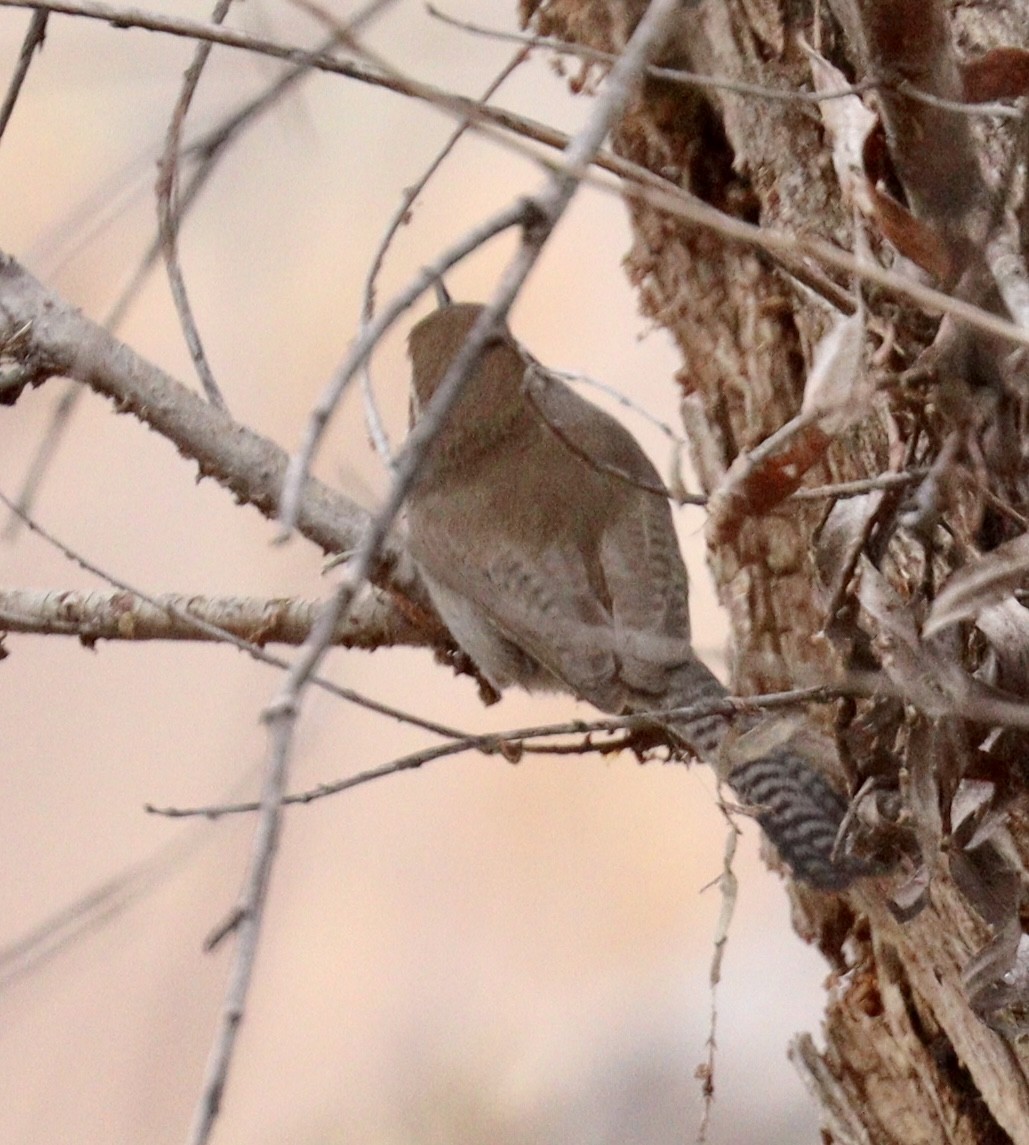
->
[[946, 779, 1029, 1032], [707, 315, 869, 544], [705, 419, 832, 545], [800, 311, 871, 435], [923, 533, 1029, 637], [963, 909, 1028, 1032], [975, 598, 1029, 697], [886, 865, 931, 922], [814, 490, 882, 596], [859, 561, 1029, 730], [860, 129, 953, 278], [961, 47, 1029, 102], [950, 777, 997, 842], [864, 179, 954, 280], [954, 830, 1029, 1035], [857, 559, 960, 716], [801, 39, 877, 214]]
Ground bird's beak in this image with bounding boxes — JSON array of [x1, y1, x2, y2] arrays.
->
[[433, 279, 452, 308]]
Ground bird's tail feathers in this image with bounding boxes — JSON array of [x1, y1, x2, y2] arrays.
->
[[644, 662, 872, 890], [727, 750, 873, 890]]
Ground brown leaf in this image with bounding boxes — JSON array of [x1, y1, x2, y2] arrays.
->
[[706, 314, 870, 544], [859, 561, 1029, 729], [801, 39, 878, 215], [814, 490, 883, 612], [857, 559, 959, 717], [975, 599, 1029, 697], [954, 831, 1029, 1033], [705, 420, 832, 545], [886, 866, 931, 922], [865, 180, 954, 280], [946, 779, 1029, 1032], [961, 47, 1029, 102], [803, 40, 954, 278], [923, 534, 1029, 637], [800, 311, 871, 434], [859, 130, 953, 278]]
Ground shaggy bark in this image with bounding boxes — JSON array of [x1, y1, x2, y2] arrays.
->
[[523, 0, 1029, 1140]]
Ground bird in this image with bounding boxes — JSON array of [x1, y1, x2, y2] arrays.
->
[[403, 300, 870, 890]]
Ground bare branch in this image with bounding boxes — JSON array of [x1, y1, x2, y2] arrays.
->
[[0, 7, 47, 143], [0, 486, 466, 738], [148, 683, 854, 820], [358, 45, 532, 468], [154, 0, 233, 410], [184, 700, 289, 1145], [0, 254, 397, 567], [696, 824, 739, 1143], [0, 587, 428, 648], [3, 26, 350, 537]]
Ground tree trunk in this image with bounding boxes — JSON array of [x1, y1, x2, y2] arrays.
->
[[524, 1, 1029, 1140]]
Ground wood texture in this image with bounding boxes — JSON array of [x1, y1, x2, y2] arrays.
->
[[522, 0, 1029, 1139]]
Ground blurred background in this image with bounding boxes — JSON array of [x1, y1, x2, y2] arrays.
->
[[0, 2, 829, 1141]]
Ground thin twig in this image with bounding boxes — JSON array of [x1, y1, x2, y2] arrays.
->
[[184, 701, 288, 1144], [0, 812, 214, 991], [150, 722, 641, 819], [428, 3, 877, 106], [428, 3, 1025, 120], [1, 380, 79, 540], [277, 200, 530, 536], [357, 44, 532, 469], [280, 0, 418, 470], [523, 369, 687, 502], [155, 0, 233, 409], [895, 78, 1022, 120], [791, 469, 927, 500], [146, 688, 850, 818], [3, 28, 345, 537], [696, 823, 739, 1143], [600, 164, 1029, 351], [0, 6, 47, 143], [0, 486, 467, 740], [555, 368, 686, 444], [183, 11, 704, 1134]]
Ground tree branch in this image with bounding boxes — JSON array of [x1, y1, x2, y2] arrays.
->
[[0, 253, 405, 572], [0, 587, 429, 648]]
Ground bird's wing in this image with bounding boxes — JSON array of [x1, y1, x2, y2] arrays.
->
[[407, 485, 628, 710], [522, 363, 672, 499], [598, 494, 696, 689], [525, 368, 697, 695]]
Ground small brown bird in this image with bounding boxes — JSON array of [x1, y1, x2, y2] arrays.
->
[[405, 302, 868, 890]]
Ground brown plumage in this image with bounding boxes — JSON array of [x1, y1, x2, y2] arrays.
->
[[405, 302, 869, 890]]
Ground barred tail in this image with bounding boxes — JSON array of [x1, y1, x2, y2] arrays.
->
[[727, 752, 868, 891], [655, 659, 870, 890]]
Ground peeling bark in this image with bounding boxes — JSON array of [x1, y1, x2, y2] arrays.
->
[[524, 0, 1029, 1139]]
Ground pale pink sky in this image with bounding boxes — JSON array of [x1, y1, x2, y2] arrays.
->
[[0, 3, 827, 1142]]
